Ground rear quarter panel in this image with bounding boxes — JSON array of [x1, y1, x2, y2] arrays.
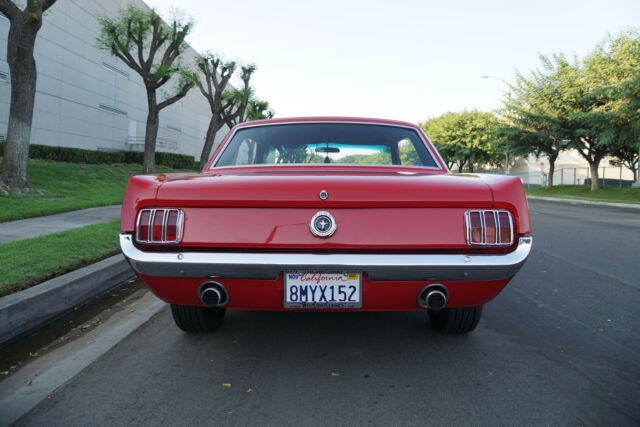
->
[[480, 174, 531, 235]]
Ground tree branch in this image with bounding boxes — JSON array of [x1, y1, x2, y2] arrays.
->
[[135, 25, 146, 73], [110, 30, 142, 74], [146, 16, 161, 68], [0, 0, 20, 21], [42, 0, 57, 12], [157, 81, 195, 111]]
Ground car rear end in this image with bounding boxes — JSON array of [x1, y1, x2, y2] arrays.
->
[[119, 118, 532, 333]]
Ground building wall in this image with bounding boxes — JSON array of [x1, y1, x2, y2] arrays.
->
[[0, 0, 226, 160]]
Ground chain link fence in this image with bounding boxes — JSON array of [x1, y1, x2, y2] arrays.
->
[[506, 166, 636, 189]]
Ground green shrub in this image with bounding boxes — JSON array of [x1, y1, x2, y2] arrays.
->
[[0, 141, 199, 170]]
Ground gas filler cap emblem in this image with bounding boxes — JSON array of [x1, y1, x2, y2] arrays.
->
[[310, 211, 337, 237]]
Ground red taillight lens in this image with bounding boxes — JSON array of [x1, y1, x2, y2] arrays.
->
[[466, 210, 513, 246], [498, 212, 512, 244], [137, 210, 152, 241], [152, 210, 165, 242], [135, 209, 183, 244], [483, 212, 497, 244], [165, 210, 179, 242], [468, 212, 483, 244]]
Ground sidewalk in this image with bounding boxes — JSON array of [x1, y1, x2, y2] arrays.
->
[[527, 195, 640, 210], [0, 205, 122, 244]]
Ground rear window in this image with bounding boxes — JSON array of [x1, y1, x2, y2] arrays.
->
[[213, 123, 439, 168]]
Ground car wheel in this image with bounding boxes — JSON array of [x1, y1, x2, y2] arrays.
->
[[170, 304, 226, 332], [428, 306, 482, 334]]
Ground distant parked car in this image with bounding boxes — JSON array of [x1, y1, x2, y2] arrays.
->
[[120, 117, 532, 334]]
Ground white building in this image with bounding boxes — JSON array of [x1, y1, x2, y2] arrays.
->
[[0, 0, 225, 160]]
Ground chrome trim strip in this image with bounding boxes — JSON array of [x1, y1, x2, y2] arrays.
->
[[120, 234, 532, 282], [209, 120, 446, 172], [135, 209, 184, 245], [465, 210, 513, 246], [162, 210, 169, 242]]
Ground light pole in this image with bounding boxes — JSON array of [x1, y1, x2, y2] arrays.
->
[[482, 75, 512, 175]]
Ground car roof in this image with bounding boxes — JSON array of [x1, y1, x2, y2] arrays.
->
[[233, 116, 420, 129]]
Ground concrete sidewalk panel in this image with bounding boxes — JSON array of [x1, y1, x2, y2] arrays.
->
[[527, 195, 640, 210], [0, 205, 122, 244]]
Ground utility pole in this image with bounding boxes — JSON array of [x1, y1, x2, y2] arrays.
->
[[482, 75, 512, 175]]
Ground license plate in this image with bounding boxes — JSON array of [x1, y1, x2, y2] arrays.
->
[[284, 272, 362, 309]]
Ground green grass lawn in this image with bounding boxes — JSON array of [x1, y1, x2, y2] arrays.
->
[[0, 220, 121, 298], [526, 185, 640, 204], [0, 159, 192, 222]]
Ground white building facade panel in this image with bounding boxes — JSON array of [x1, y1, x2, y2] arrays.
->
[[0, 0, 229, 160]]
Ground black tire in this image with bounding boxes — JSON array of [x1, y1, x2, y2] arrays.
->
[[170, 304, 226, 333], [428, 306, 482, 334]]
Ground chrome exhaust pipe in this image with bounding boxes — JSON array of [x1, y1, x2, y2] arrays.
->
[[418, 284, 448, 310], [199, 282, 229, 307]]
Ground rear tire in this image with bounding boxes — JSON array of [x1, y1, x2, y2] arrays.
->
[[428, 306, 482, 334], [170, 304, 226, 333]]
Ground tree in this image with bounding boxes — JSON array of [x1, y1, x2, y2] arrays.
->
[[227, 95, 274, 125], [195, 53, 254, 166], [0, 0, 57, 193], [573, 32, 640, 190], [609, 140, 639, 181], [498, 62, 573, 188], [420, 110, 504, 172], [588, 32, 640, 183], [97, 5, 195, 174]]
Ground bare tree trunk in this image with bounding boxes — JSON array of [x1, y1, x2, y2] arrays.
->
[[0, 14, 40, 193], [199, 118, 224, 168], [546, 153, 558, 189], [589, 161, 601, 191], [468, 163, 474, 173], [143, 90, 158, 174]]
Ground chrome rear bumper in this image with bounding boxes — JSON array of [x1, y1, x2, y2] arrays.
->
[[119, 234, 532, 281]]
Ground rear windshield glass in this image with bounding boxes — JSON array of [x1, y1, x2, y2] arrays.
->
[[213, 123, 439, 168]]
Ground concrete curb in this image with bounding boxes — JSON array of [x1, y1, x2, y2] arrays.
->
[[0, 292, 165, 426], [0, 254, 134, 345], [527, 195, 640, 210]]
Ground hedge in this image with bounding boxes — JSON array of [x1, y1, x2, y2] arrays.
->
[[0, 141, 199, 170]]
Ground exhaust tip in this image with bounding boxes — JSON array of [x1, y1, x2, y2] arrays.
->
[[199, 282, 229, 307], [426, 290, 447, 310], [418, 284, 448, 310]]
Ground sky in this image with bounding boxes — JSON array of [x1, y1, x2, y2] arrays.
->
[[148, 0, 640, 125]]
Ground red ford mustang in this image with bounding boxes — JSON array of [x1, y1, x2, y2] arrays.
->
[[120, 117, 532, 334]]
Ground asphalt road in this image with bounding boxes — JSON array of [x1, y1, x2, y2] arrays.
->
[[16, 200, 640, 425]]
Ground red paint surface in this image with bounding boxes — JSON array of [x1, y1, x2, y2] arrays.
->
[[137, 272, 511, 310], [120, 175, 163, 232], [173, 207, 475, 249]]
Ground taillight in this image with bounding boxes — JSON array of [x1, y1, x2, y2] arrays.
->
[[136, 209, 183, 244], [136, 210, 152, 242], [165, 210, 180, 242], [152, 210, 164, 242], [468, 211, 483, 244], [465, 210, 513, 246], [497, 211, 512, 244]]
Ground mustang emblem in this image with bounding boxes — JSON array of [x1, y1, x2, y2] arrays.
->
[[310, 211, 337, 237]]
